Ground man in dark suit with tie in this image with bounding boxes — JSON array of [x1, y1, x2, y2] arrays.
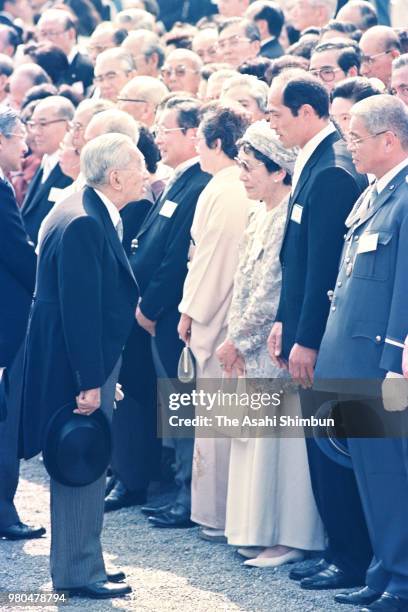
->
[[315, 95, 408, 612], [267, 70, 372, 590], [19, 134, 144, 599], [21, 95, 73, 245], [105, 97, 211, 526], [36, 9, 94, 93], [0, 106, 45, 541]]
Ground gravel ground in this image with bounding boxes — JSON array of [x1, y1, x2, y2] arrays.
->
[[0, 458, 355, 612]]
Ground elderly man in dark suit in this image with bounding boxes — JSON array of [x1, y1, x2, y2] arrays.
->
[[106, 97, 211, 526], [21, 95, 74, 245], [0, 106, 45, 541], [315, 95, 408, 612], [36, 9, 94, 93], [267, 70, 372, 590], [19, 134, 144, 599]]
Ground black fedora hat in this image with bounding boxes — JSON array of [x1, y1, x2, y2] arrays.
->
[[313, 400, 352, 470], [43, 402, 111, 487]]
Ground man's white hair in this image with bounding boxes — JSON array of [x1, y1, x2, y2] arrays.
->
[[221, 74, 269, 112], [86, 109, 140, 142], [351, 94, 408, 150], [81, 133, 137, 187]]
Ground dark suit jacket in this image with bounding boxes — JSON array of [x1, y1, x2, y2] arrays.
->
[[20, 163, 72, 245], [259, 37, 284, 59], [276, 130, 368, 360], [0, 179, 36, 368], [19, 187, 139, 459], [129, 161, 211, 377], [64, 51, 94, 92]]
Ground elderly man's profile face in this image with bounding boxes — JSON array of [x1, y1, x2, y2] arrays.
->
[[359, 32, 397, 86], [0, 120, 27, 173], [221, 84, 265, 121], [218, 23, 258, 68], [94, 55, 133, 101], [110, 146, 146, 206], [347, 114, 387, 175], [192, 29, 219, 64]]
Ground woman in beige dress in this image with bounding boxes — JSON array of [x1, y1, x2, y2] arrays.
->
[[178, 105, 253, 540]]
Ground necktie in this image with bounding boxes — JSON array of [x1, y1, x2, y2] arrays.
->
[[116, 218, 124, 242]]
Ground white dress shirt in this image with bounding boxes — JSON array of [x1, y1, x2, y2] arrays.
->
[[291, 123, 337, 193], [94, 188, 122, 239], [41, 151, 59, 183], [376, 157, 408, 194]]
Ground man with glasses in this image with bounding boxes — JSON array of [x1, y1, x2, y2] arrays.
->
[[94, 48, 135, 102], [315, 94, 408, 612], [309, 40, 361, 94], [36, 9, 93, 93], [217, 17, 260, 69], [118, 76, 168, 127], [0, 106, 46, 544], [391, 54, 408, 106], [21, 96, 74, 245], [192, 27, 220, 65], [160, 48, 202, 95], [359, 25, 400, 88], [122, 31, 165, 79], [128, 98, 211, 528]]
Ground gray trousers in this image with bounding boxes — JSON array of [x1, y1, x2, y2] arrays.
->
[[0, 347, 24, 528], [50, 359, 120, 589]]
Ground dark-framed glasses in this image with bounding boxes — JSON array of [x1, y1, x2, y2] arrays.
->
[[309, 66, 343, 82], [26, 118, 68, 130]]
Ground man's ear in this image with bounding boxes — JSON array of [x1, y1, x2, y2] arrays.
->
[[109, 169, 122, 190], [347, 66, 358, 78], [147, 52, 159, 70]]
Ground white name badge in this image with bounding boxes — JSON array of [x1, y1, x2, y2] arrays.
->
[[291, 203, 303, 224], [357, 232, 379, 254], [159, 200, 178, 218], [48, 187, 65, 203]]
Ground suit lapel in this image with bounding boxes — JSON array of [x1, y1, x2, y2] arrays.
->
[[350, 167, 408, 232], [83, 187, 137, 284], [21, 166, 43, 213], [136, 164, 196, 238], [22, 164, 63, 216], [283, 131, 340, 237]]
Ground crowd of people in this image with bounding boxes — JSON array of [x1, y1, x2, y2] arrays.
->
[[1, 0, 408, 609]]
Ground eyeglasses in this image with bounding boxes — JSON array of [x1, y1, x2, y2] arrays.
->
[[117, 97, 147, 104], [37, 28, 68, 38], [197, 45, 218, 60], [153, 125, 186, 137], [94, 70, 132, 83], [309, 66, 343, 82], [26, 118, 68, 130], [234, 156, 265, 172], [346, 130, 389, 147], [5, 132, 26, 139], [160, 65, 198, 79], [390, 84, 408, 98], [360, 50, 390, 65], [218, 35, 251, 50]]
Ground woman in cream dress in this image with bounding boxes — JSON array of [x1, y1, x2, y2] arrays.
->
[[178, 105, 253, 539], [217, 122, 325, 567]]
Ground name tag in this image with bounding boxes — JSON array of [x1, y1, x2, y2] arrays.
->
[[357, 232, 378, 254], [48, 187, 65, 203], [290, 204, 303, 224], [159, 200, 178, 218]]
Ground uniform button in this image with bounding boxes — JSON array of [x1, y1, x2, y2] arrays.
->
[[331, 306, 336, 312], [375, 335, 382, 342], [343, 233, 347, 239], [327, 290, 334, 301], [345, 256, 351, 263], [354, 235, 359, 241], [337, 281, 342, 287]]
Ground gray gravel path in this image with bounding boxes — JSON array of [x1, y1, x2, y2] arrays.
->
[[0, 458, 356, 612]]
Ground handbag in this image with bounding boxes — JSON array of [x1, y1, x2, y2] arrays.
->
[[177, 344, 195, 384]]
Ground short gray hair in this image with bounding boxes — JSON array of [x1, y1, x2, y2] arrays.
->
[[351, 94, 408, 149], [308, 0, 337, 18], [221, 74, 268, 112], [0, 105, 20, 137], [81, 133, 137, 187], [393, 53, 408, 71], [86, 108, 140, 141], [95, 48, 135, 73], [36, 95, 75, 121]]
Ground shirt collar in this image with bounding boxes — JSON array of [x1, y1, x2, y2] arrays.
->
[[0, 166, 5, 181], [173, 156, 199, 176], [261, 36, 276, 46], [67, 46, 79, 64], [41, 151, 59, 182], [376, 158, 408, 194], [94, 187, 121, 229], [299, 123, 337, 162]]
